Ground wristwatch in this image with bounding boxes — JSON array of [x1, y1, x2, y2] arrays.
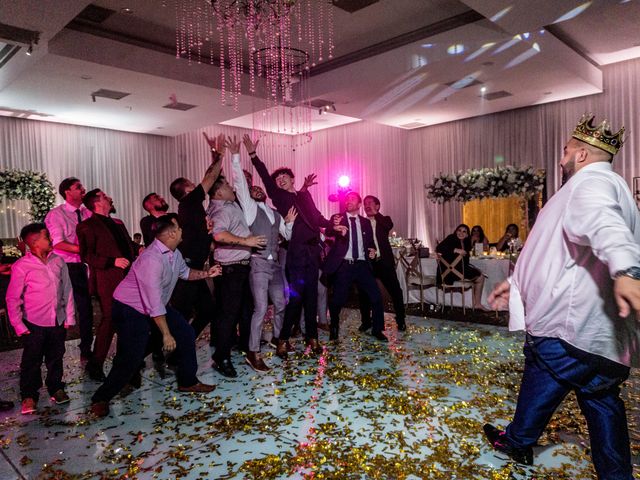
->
[[615, 266, 640, 280]]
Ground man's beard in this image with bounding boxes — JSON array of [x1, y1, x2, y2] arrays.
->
[[561, 159, 575, 186], [110, 204, 116, 214], [157, 202, 169, 212]]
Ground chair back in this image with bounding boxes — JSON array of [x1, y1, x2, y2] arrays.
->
[[438, 255, 465, 284]]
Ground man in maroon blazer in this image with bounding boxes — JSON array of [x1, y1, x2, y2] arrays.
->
[[77, 189, 134, 381]]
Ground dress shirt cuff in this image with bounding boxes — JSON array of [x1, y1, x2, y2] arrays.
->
[[231, 153, 241, 165], [13, 321, 29, 336], [606, 252, 639, 279], [148, 306, 167, 318]]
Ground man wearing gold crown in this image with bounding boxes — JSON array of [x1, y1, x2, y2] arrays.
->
[[483, 114, 640, 479]]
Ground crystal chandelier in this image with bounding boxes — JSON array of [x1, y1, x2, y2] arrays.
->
[[175, 0, 335, 145]]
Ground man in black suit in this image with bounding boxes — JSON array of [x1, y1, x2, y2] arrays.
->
[[359, 195, 406, 331], [324, 192, 387, 342]]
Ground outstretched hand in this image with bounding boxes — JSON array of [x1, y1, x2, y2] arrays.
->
[[225, 135, 241, 155], [242, 134, 259, 154], [285, 206, 298, 224], [203, 132, 227, 161], [300, 173, 318, 192]]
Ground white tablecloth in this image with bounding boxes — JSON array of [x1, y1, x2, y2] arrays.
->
[[395, 256, 513, 310]]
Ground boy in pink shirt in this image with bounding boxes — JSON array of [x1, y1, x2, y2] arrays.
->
[[6, 223, 75, 414]]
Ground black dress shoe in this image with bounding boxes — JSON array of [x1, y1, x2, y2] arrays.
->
[[212, 358, 238, 378], [0, 399, 14, 411], [129, 370, 142, 389], [483, 424, 533, 465], [372, 331, 388, 342], [358, 322, 372, 332], [397, 320, 407, 332]]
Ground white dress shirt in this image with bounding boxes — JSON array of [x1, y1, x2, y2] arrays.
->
[[509, 162, 640, 366], [345, 213, 365, 260], [44, 202, 92, 263], [230, 153, 293, 258], [5, 252, 75, 336]]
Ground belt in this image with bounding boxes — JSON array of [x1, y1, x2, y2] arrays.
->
[[344, 259, 368, 265], [219, 259, 250, 266]]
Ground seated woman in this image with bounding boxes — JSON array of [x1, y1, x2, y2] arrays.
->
[[436, 224, 485, 310], [470, 225, 489, 251], [495, 223, 519, 252]]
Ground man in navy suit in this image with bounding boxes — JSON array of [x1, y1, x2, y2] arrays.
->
[[359, 195, 406, 331], [324, 192, 387, 342]]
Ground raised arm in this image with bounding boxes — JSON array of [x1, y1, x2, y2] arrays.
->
[[227, 136, 258, 225], [243, 134, 280, 199], [201, 132, 225, 194]]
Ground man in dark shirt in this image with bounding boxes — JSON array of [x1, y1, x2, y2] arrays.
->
[[168, 133, 224, 341], [242, 134, 333, 359], [140, 193, 170, 247], [77, 189, 135, 381]]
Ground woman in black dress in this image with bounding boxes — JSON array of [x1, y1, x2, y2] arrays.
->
[[436, 224, 486, 310]]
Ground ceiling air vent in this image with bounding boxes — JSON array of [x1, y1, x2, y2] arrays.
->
[[163, 102, 197, 111], [399, 122, 427, 129], [91, 89, 130, 100], [483, 90, 512, 101], [332, 0, 381, 13]]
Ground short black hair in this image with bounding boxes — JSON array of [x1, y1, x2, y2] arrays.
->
[[270, 167, 294, 182], [151, 213, 180, 238], [133, 232, 142, 239], [363, 195, 380, 206], [20, 223, 47, 244], [208, 175, 227, 197], [142, 192, 156, 211], [169, 178, 189, 201], [82, 189, 102, 212], [58, 177, 80, 198], [345, 191, 362, 203]]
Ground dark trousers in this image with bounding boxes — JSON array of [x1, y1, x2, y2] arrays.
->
[[280, 262, 320, 341], [329, 260, 385, 334], [359, 260, 405, 326], [93, 292, 115, 365], [505, 335, 632, 480], [67, 262, 93, 358], [20, 321, 66, 400], [171, 278, 216, 340], [92, 301, 198, 403], [213, 264, 251, 361]]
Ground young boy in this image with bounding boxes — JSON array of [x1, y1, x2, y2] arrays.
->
[[6, 223, 75, 414]]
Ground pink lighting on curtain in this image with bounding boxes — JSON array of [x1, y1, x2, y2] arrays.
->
[[337, 175, 350, 188]]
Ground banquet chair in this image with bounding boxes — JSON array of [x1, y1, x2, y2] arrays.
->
[[437, 255, 474, 314], [399, 251, 438, 313]]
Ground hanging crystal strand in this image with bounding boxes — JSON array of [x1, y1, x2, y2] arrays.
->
[[195, 0, 202, 63], [306, 0, 315, 68], [317, 0, 324, 63], [327, 0, 335, 59], [218, 11, 226, 106], [247, 0, 256, 94]]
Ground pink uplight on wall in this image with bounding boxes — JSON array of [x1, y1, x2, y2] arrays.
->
[[337, 175, 351, 189]]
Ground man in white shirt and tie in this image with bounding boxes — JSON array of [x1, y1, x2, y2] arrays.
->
[[323, 191, 387, 342], [44, 177, 93, 362], [484, 114, 640, 479]]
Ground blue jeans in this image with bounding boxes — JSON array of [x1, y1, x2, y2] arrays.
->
[[92, 301, 199, 403], [505, 335, 632, 480]]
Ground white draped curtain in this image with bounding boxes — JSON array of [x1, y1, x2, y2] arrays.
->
[[1, 58, 638, 244]]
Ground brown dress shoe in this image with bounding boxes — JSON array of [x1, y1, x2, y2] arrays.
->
[[285, 340, 295, 352], [275, 340, 288, 360], [178, 382, 216, 393], [305, 338, 323, 355], [246, 352, 271, 373], [90, 401, 110, 418]]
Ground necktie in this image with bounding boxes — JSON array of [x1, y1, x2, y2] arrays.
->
[[350, 217, 359, 260], [75, 209, 82, 224]]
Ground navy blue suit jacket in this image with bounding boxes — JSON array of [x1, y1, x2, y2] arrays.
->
[[323, 213, 376, 275]]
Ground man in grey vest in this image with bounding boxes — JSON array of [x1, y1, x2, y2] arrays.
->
[[226, 136, 296, 372]]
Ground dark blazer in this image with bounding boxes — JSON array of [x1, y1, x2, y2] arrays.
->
[[77, 215, 134, 297], [323, 213, 376, 275], [369, 212, 395, 268]]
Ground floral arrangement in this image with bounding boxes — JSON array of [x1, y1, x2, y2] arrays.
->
[[425, 165, 545, 203], [2, 245, 22, 258], [0, 169, 55, 221]]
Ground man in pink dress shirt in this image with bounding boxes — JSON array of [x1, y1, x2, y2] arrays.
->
[[44, 177, 93, 362], [6, 223, 75, 415]]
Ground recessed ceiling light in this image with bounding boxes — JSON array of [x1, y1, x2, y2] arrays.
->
[[80, 75, 92, 80], [480, 86, 487, 93], [482, 61, 494, 67], [120, 7, 134, 14], [447, 44, 465, 55], [544, 91, 552, 95]]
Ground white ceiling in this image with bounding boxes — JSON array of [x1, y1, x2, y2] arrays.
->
[[0, 0, 638, 136]]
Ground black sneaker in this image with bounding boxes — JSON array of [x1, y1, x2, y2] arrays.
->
[[483, 424, 533, 465]]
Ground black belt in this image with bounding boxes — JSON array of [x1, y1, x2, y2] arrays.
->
[[344, 259, 367, 265], [219, 259, 250, 266]]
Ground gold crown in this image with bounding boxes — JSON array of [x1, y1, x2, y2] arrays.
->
[[572, 113, 625, 155]]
